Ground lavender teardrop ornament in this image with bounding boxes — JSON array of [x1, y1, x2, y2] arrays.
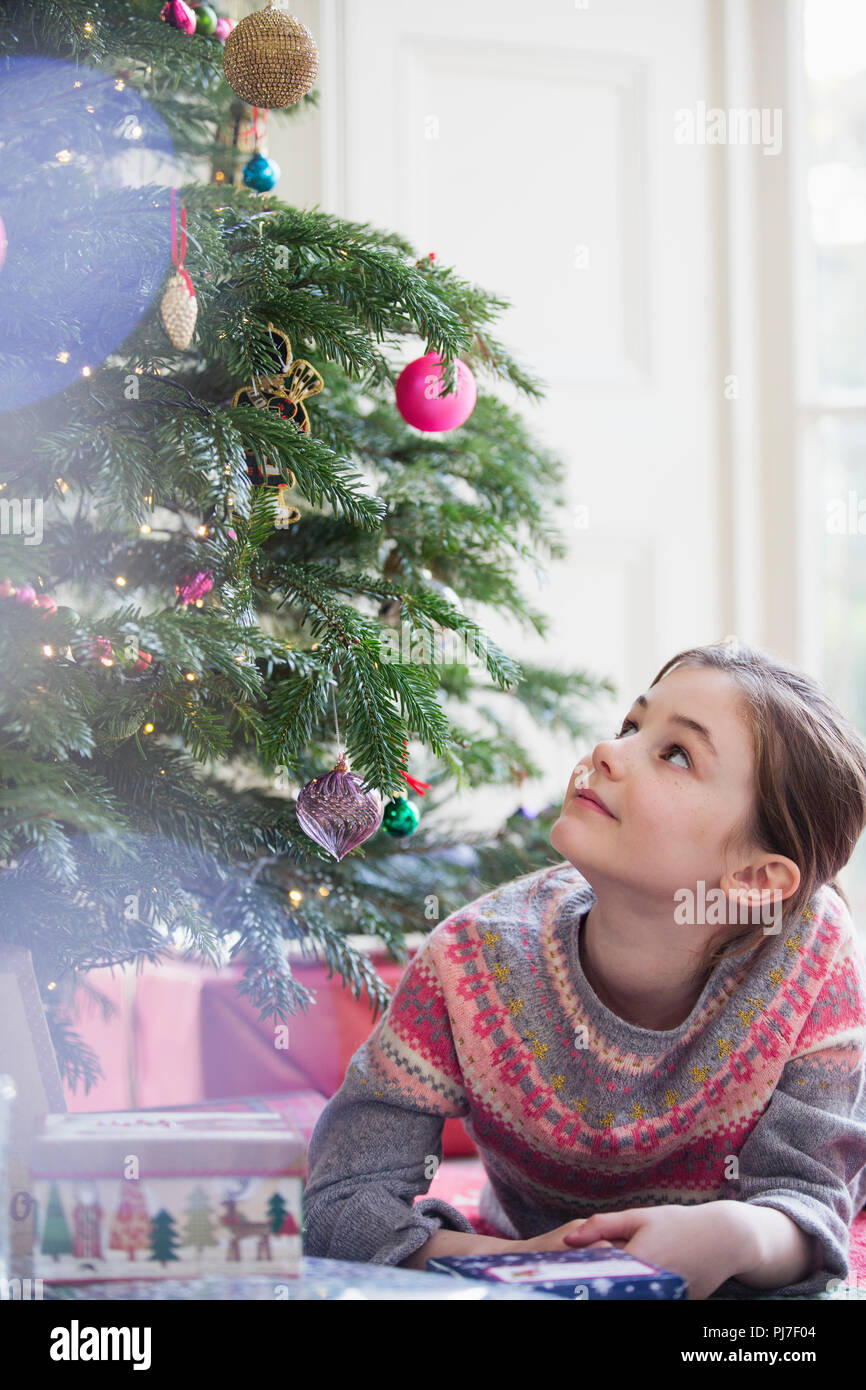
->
[[295, 751, 384, 860]]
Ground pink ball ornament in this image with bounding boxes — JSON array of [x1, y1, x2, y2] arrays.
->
[[394, 351, 477, 432], [14, 585, 36, 604], [89, 636, 113, 661], [161, 0, 197, 35], [175, 569, 214, 606], [214, 16, 234, 40]]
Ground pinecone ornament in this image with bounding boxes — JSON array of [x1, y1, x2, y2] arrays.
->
[[160, 272, 198, 351]]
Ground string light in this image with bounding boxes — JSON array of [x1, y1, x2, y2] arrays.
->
[[81, 365, 91, 377], [46, 981, 57, 990], [214, 171, 225, 183], [185, 672, 196, 682], [143, 722, 155, 734], [55, 477, 68, 492], [194, 599, 203, 608], [197, 524, 208, 537], [115, 576, 126, 586], [100, 657, 114, 667], [317, 885, 330, 897], [85, 104, 95, 114], [114, 78, 125, 92], [288, 889, 303, 906], [139, 524, 151, 535], [42, 645, 54, 658], [83, 21, 94, 34], [56, 150, 72, 163]]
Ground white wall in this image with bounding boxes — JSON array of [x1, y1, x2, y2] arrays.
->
[[259, 2, 767, 833]]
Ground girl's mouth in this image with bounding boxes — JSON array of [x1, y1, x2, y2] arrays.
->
[[573, 791, 616, 819]]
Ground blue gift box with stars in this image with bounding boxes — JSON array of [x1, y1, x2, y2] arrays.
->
[[426, 1247, 687, 1299]]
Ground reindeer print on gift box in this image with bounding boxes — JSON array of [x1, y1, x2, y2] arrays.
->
[[219, 1177, 300, 1262], [221, 1180, 274, 1262]]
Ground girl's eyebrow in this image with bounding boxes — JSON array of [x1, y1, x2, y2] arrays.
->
[[633, 693, 719, 760]]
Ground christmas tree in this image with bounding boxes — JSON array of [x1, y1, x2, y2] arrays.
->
[[149, 1207, 181, 1265], [108, 1179, 151, 1261], [40, 1181, 74, 1262], [182, 1183, 220, 1253], [0, 1, 614, 1091], [266, 1188, 296, 1236]]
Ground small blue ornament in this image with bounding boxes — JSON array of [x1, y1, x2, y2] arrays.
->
[[243, 152, 280, 192]]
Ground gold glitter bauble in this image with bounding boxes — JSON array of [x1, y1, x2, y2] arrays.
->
[[222, 4, 319, 111]]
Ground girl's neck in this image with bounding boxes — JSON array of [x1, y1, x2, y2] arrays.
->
[[578, 903, 710, 1031]]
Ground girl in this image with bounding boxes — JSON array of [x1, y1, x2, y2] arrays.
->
[[303, 640, 866, 1299]]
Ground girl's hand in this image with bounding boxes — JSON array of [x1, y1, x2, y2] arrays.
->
[[517, 1216, 619, 1256], [520, 1204, 754, 1301]]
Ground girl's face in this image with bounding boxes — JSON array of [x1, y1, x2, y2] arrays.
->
[[550, 665, 759, 900]]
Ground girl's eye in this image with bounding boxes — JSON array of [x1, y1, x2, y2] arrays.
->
[[612, 719, 691, 769]]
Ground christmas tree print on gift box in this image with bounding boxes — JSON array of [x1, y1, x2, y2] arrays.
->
[[149, 1209, 181, 1267], [28, 1112, 305, 1282], [109, 1180, 152, 1263]]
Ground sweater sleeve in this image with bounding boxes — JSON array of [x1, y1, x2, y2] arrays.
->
[[302, 924, 479, 1266], [720, 927, 866, 1298]]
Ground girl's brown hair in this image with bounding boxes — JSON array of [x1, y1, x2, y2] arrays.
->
[[536, 638, 866, 979]]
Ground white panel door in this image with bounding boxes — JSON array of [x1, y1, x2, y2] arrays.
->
[[313, 0, 719, 825]]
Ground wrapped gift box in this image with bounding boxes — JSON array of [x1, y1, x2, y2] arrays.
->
[[427, 1247, 688, 1299], [28, 1110, 305, 1283], [40, 1257, 564, 1300]]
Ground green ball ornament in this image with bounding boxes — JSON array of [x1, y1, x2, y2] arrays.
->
[[382, 795, 420, 838], [54, 606, 81, 626], [193, 3, 218, 35]]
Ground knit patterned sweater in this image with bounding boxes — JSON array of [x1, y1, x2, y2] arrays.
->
[[303, 863, 866, 1297]]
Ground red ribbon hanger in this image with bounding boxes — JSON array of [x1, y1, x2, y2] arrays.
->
[[400, 738, 431, 795], [170, 187, 195, 298]]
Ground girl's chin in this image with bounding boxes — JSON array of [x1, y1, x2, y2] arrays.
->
[[549, 823, 582, 856]]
